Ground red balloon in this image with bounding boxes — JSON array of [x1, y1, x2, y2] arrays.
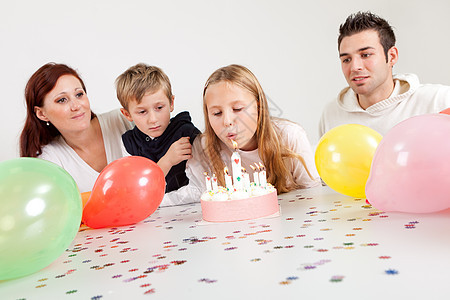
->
[[440, 108, 450, 115], [82, 156, 165, 228]]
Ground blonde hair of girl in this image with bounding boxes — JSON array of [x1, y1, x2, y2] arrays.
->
[[202, 64, 314, 193]]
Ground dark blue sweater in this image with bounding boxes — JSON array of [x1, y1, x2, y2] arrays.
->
[[122, 111, 201, 192]]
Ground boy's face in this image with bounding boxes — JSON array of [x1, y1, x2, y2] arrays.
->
[[339, 29, 397, 100], [121, 89, 174, 138]]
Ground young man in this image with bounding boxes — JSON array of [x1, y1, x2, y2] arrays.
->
[[319, 11, 450, 137], [116, 63, 201, 192]]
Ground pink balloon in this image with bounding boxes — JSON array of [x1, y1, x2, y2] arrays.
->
[[366, 114, 450, 213]]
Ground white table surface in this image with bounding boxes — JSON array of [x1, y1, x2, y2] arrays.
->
[[2, 185, 450, 300]]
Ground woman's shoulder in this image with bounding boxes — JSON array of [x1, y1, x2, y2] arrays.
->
[[40, 136, 66, 151], [98, 109, 133, 132], [98, 109, 124, 122], [38, 136, 69, 165]]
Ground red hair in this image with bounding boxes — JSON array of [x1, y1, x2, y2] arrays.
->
[[20, 63, 94, 157]]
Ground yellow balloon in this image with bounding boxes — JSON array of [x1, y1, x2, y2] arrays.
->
[[315, 124, 382, 198]]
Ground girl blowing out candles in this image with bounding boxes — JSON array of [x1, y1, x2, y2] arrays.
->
[[162, 64, 320, 206]]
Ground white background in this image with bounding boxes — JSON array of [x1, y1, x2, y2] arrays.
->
[[2, 0, 450, 160]]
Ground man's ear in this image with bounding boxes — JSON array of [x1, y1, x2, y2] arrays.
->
[[120, 108, 134, 122], [388, 46, 398, 67], [34, 106, 49, 122], [170, 95, 175, 112]]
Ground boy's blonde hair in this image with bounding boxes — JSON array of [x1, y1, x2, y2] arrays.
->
[[115, 63, 173, 110], [202, 64, 314, 193]]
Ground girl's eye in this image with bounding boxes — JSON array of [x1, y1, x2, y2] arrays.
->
[[156, 106, 163, 110], [233, 107, 243, 112], [56, 97, 67, 103], [138, 110, 146, 114], [76, 92, 84, 98], [212, 111, 222, 116]]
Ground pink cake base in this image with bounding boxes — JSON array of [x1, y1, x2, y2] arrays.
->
[[201, 190, 278, 222]]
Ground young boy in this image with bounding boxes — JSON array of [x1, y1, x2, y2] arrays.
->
[[116, 63, 201, 192]]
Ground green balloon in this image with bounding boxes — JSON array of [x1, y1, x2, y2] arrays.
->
[[0, 158, 82, 280]]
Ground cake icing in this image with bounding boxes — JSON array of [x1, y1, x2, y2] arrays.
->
[[200, 147, 278, 222], [201, 183, 276, 202]]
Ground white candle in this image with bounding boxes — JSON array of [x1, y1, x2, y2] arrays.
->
[[243, 169, 251, 191], [250, 164, 260, 186], [204, 172, 212, 191], [259, 170, 267, 187], [258, 163, 267, 187], [224, 167, 233, 191], [211, 173, 219, 192], [231, 140, 243, 190]]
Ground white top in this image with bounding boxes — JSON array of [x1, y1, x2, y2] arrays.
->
[[319, 73, 450, 137], [39, 109, 133, 193], [162, 118, 321, 207]]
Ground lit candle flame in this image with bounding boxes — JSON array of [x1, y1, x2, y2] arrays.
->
[[258, 162, 265, 170], [250, 165, 256, 171], [224, 167, 229, 175], [231, 140, 238, 150], [254, 163, 260, 171]]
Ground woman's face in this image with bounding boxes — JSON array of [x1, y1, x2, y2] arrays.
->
[[204, 81, 258, 151], [35, 75, 91, 135]]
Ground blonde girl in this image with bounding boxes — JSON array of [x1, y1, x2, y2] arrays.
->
[[202, 64, 319, 192], [163, 64, 319, 206]]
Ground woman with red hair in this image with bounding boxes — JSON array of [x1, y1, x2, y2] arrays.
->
[[20, 62, 132, 192]]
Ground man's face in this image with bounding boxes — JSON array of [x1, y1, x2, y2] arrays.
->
[[339, 29, 397, 102]]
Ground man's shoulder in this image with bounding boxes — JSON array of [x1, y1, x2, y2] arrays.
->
[[322, 85, 357, 111], [395, 73, 450, 93], [321, 92, 350, 117], [417, 82, 450, 93], [322, 98, 341, 113], [405, 75, 450, 101]]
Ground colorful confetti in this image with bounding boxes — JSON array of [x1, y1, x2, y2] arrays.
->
[[385, 269, 399, 275], [330, 275, 345, 282], [1, 187, 437, 299], [198, 278, 217, 284]]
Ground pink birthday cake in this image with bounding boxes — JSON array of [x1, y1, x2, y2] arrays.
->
[[200, 183, 279, 222], [201, 142, 279, 222]]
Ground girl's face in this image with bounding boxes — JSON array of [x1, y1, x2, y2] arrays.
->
[[204, 81, 258, 151], [35, 75, 91, 135]]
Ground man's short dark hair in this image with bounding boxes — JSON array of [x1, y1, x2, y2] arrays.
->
[[338, 11, 396, 62]]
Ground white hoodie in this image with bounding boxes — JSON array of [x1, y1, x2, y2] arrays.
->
[[319, 74, 450, 137]]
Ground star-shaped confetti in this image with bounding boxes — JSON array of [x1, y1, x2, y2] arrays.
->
[[385, 269, 399, 275]]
